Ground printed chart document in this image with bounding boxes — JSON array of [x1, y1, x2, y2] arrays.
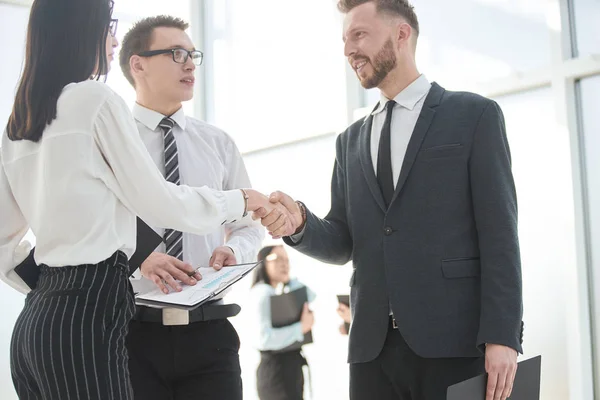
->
[[134, 261, 260, 310]]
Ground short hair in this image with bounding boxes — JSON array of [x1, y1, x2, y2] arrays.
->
[[337, 0, 419, 36], [119, 15, 189, 87]]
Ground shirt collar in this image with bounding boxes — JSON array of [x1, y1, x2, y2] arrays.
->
[[132, 103, 187, 131], [371, 74, 431, 115]]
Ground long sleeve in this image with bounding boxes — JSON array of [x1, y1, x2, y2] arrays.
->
[[250, 284, 305, 351], [222, 139, 264, 263], [93, 92, 245, 235], [283, 134, 353, 265], [469, 101, 523, 353], [0, 153, 32, 294]]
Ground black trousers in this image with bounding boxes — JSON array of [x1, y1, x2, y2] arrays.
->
[[10, 251, 136, 400], [257, 350, 306, 400], [350, 319, 485, 400], [126, 318, 242, 400]]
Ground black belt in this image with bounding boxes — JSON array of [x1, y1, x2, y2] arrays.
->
[[132, 302, 241, 325]]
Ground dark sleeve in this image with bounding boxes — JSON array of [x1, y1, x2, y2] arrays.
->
[[283, 134, 353, 265], [469, 100, 524, 353]]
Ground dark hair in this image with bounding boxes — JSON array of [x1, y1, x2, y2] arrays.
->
[[119, 15, 189, 87], [6, 0, 113, 142], [251, 245, 281, 287], [337, 0, 419, 36]]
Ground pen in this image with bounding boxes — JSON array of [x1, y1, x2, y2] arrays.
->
[[186, 261, 262, 277]]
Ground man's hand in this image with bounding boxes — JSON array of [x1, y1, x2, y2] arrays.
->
[[209, 246, 237, 271], [337, 303, 352, 324], [253, 191, 304, 238], [140, 252, 201, 294], [485, 344, 518, 400]]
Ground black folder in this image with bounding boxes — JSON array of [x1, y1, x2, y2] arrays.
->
[[337, 294, 351, 333], [447, 355, 541, 400], [14, 217, 163, 290], [270, 286, 313, 353]]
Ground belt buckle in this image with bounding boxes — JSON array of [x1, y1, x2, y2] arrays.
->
[[162, 308, 189, 326], [391, 315, 398, 329]]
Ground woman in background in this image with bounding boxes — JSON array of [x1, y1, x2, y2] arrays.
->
[[0, 0, 279, 398], [250, 245, 316, 400]]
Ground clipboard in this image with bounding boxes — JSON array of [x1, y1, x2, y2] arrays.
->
[[134, 261, 261, 311], [14, 217, 162, 290], [270, 286, 313, 353], [447, 355, 541, 400]]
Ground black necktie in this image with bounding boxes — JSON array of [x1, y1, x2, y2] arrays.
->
[[159, 117, 183, 261], [377, 100, 396, 207]]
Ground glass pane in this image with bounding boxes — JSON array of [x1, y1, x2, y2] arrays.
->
[[578, 74, 600, 386], [494, 88, 574, 400], [237, 135, 352, 400], [204, 0, 348, 153], [365, 0, 552, 104], [572, 0, 600, 57]]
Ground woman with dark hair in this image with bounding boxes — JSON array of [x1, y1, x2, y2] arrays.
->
[[0, 0, 280, 398], [250, 245, 315, 400]]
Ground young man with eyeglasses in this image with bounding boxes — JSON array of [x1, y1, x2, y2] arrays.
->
[[118, 16, 263, 400]]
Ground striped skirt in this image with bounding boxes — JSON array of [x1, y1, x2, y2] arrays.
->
[[10, 251, 135, 400]]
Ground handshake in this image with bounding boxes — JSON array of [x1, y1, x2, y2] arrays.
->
[[244, 189, 305, 238]]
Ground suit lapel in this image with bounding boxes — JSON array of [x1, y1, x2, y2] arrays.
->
[[390, 83, 445, 206], [358, 111, 387, 213]]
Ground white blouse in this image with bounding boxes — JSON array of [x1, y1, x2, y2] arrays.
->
[[0, 81, 244, 294]]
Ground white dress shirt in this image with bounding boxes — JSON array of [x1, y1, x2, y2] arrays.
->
[[370, 74, 431, 187], [132, 103, 264, 267], [0, 81, 245, 294]]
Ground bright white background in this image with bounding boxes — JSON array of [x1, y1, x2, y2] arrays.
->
[[1, 0, 599, 399]]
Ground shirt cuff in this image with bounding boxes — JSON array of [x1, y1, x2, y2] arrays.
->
[[289, 227, 306, 243], [222, 190, 246, 223]]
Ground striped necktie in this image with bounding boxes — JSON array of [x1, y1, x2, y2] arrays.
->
[[159, 117, 183, 260]]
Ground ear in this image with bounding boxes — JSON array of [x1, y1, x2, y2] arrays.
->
[[130, 55, 145, 78], [396, 22, 413, 48]]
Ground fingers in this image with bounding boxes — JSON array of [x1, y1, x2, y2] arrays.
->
[[269, 191, 296, 213], [169, 259, 198, 285], [210, 252, 226, 271], [149, 273, 170, 294], [252, 207, 268, 220], [261, 206, 286, 230], [486, 370, 498, 400], [503, 363, 517, 399]]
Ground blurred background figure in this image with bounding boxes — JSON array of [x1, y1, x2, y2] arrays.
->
[[250, 245, 316, 400], [337, 302, 351, 336]]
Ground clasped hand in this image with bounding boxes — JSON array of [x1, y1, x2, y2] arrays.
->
[[247, 190, 303, 238]]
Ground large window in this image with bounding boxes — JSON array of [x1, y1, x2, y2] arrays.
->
[[571, 0, 600, 57], [495, 88, 574, 400], [203, 0, 349, 153], [365, 0, 553, 104], [578, 75, 600, 387]]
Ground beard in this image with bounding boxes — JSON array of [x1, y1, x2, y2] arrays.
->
[[356, 38, 397, 89]]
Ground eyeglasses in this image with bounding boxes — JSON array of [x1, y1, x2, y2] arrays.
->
[[137, 48, 204, 66], [109, 19, 118, 37]]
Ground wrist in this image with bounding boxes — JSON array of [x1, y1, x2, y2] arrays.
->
[[240, 189, 249, 217], [293, 201, 307, 235]]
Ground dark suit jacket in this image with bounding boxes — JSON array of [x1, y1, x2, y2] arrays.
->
[[284, 82, 523, 364]]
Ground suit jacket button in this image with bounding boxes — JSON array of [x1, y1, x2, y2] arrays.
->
[[384, 227, 393, 236]]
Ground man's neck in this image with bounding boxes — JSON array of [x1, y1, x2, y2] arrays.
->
[[379, 65, 420, 100], [136, 97, 182, 117]]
